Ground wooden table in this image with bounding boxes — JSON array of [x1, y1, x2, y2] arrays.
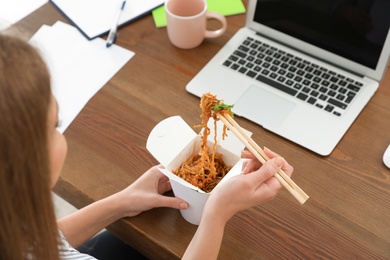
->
[[6, 2, 390, 259]]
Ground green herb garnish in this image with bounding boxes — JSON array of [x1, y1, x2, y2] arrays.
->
[[212, 103, 234, 117]]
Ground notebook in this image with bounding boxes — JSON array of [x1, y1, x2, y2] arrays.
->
[[186, 0, 390, 156], [50, 0, 164, 39]]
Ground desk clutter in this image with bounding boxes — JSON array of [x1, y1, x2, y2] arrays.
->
[[29, 21, 134, 133], [50, 0, 165, 39], [0, 0, 245, 133]]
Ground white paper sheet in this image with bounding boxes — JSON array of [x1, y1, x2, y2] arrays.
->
[[29, 21, 135, 133], [0, 0, 47, 29], [50, 0, 164, 39]]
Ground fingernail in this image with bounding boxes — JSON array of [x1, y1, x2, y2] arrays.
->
[[274, 157, 283, 168], [179, 202, 188, 209]]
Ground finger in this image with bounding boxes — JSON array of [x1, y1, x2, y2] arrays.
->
[[247, 157, 284, 185], [243, 148, 278, 162], [157, 196, 188, 210], [263, 147, 280, 158], [241, 150, 255, 159], [264, 148, 293, 177], [157, 178, 172, 194], [281, 160, 293, 177], [242, 159, 259, 174]]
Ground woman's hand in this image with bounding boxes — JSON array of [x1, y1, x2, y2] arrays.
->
[[183, 148, 293, 259], [204, 148, 293, 223], [116, 166, 188, 217], [58, 166, 188, 248]]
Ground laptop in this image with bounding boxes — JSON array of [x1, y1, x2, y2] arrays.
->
[[186, 0, 390, 156]]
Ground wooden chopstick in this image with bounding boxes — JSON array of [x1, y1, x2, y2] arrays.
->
[[216, 113, 309, 204]]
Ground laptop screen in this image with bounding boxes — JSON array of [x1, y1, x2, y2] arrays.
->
[[254, 0, 390, 70]]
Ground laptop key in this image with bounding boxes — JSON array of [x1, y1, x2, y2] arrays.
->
[[319, 86, 327, 93], [333, 111, 341, 116], [325, 105, 334, 112], [243, 40, 251, 46], [238, 59, 246, 65], [319, 94, 327, 101], [246, 63, 254, 69], [328, 90, 336, 97], [311, 83, 319, 89], [238, 45, 250, 52], [277, 76, 286, 83], [302, 80, 310, 86], [247, 56, 255, 62], [260, 68, 269, 75], [345, 92, 356, 103], [234, 50, 247, 58], [228, 56, 237, 62], [263, 62, 270, 68], [294, 75, 303, 82], [330, 76, 338, 83], [231, 63, 239, 70], [338, 88, 347, 94], [255, 74, 298, 96], [254, 66, 261, 72], [246, 70, 257, 78], [294, 83, 303, 90], [339, 80, 347, 86], [223, 60, 232, 67], [239, 67, 247, 74], [336, 94, 345, 101], [310, 90, 319, 97], [286, 79, 294, 86], [322, 80, 330, 87], [328, 98, 347, 109], [346, 83, 361, 92], [297, 93, 308, 101], [307, 97, 317, 104]]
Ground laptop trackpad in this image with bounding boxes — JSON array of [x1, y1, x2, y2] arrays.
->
[[233, 85, 296, 129]]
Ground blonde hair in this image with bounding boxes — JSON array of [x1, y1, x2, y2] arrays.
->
[[0, 35, 60, 259]]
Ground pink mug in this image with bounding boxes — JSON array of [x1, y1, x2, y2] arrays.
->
[[165, 0, 227, 49]]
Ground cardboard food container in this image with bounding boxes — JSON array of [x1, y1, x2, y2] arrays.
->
[[146, 116, 248, 225]]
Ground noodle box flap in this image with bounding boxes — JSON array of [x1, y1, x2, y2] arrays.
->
[[146, 116, 251, 225]]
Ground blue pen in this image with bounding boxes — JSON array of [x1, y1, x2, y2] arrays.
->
[[106, 0, 127, 47]]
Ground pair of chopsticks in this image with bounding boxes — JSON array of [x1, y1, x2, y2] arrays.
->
[[216, 113, 309, 204]]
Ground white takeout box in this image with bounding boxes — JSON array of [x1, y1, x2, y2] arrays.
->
[[146, 116, 248, 225]]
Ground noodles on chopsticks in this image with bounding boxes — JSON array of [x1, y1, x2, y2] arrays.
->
[[172, 93, 234, 192]]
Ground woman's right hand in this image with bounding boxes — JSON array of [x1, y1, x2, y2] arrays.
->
[[183, 148, 293, 259], [204, 148, 293, 223]]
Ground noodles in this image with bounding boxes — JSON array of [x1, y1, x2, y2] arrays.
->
[[172, 93, 234, 192]]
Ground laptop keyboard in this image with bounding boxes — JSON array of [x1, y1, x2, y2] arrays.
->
[[222, 37, 364, 117]]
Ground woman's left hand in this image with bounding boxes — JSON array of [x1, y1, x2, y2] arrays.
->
[[116, 165, 188, 217]]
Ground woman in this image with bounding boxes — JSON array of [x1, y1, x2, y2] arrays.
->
[[0, 34, 293, 259]]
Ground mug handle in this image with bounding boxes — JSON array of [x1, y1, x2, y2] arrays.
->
[[204, 11, 227, 38]]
